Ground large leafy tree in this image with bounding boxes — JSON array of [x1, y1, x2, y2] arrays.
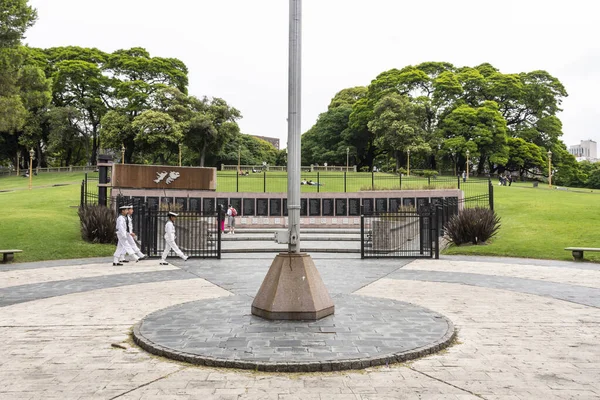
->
[[0, 0, 37, 48]]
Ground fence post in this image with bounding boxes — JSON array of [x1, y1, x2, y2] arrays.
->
[[428, 176, 431, 186], [434, 207, 441, 259], [489, 179, 494, 211], [399, 173, 402, 190], [457, 175, 460, 190], [314, 172, 318, 193], [344, 171, 347, 193], [236, 172, 239, 192], [360, 214, 365, 259], [263, 172, 266, 193], [217, 210, 222, 259], [80, 180, 84, 207], [84, 173, 88, 205], [371, 170, 374, 190]]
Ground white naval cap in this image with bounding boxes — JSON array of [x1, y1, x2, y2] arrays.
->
[[119, 205, 129, 210], [168, 211, 179, 217]]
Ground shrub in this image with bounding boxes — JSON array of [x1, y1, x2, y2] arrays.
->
[[444, 207, 501, 246], [78, 205, 116, 244], [422, 170, 439, 178]]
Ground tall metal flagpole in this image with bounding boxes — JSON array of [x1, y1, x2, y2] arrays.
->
[[251, 0, 334, 320], [287, 0, 302, 253]]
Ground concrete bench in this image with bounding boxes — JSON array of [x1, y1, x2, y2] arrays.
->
[[1, 249, 23, 263], [565, 247, 600, 261]]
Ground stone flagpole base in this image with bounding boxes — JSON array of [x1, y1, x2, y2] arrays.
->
[[251, 253, 335, 320]]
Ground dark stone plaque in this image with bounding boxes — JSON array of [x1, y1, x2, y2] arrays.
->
[[243, 198, 255, 216], [203, 198, 216, 214], [403, 197, 416, 208], [348, 198, 361, 216], [175, 197, 188, 211], [256, 199, 269, 216], [189, 198, 201, 212], [375, 198, 387, 213], [430, 197, 443, 209], [309, 199, 321, 216], [269, 199, 282, 216], [362, 198, 374, 215], [146, 197, 159, 210], [230, 198, 242, 215], [389, 198, 402, 213], [335, 199, 347, 216], [322, 199, 334, 216], [416, 197, 430, 211], [161, 197, 173, 208], [217, 198, 228, 211], [301, 198, 307, 216], [132, 196, 145, 208]]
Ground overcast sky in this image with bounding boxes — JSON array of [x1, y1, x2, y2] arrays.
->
[[25, 0, 600, 150]]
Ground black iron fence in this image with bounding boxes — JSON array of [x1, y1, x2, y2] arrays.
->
[[88, 194, 222, 259], [361, 205, 440, 259]]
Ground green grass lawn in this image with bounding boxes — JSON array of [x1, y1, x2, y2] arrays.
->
[[1, 171, 598, 263], [445, 182, 600, 262]]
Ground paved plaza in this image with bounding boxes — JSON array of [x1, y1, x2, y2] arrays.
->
[[1, 254, 600, 399]]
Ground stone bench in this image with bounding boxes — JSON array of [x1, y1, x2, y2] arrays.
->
[[1, 249, 23, 263], [565, 247, 600, 261]]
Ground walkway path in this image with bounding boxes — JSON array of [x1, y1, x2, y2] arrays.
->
[[1, 254, 599, 399]]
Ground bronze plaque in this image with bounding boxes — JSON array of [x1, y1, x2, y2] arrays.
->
[[112, 164, 216, 190]]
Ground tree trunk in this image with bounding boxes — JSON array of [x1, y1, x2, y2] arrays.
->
[[200, 145, 206, 167]]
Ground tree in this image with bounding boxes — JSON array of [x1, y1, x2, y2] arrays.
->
[[132, 110, 181, 165], [0, 0, 37, 48], [368, 93, 429, 171]]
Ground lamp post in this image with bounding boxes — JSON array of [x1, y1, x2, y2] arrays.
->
[[28, 149, 34, 190], [548, 150, 552, 187], [121, 144, 125, 164], [178, 143, 182, 167], [452, 151, 456, 176], [407, 148, 410, 176], [346, 147, 349, 172], [465, 149, 470, 180]]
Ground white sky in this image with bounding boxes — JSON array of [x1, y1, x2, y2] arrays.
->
[[25, 0, 600, 150]]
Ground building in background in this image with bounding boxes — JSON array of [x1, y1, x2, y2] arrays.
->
[[569, 140, 597, 162], [251, 135, 280, 150]]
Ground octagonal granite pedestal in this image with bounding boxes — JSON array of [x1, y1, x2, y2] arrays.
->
[[133, 294, 455, 372]]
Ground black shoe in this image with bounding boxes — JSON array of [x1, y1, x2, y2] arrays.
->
[[160, 262, 169, 265], [121, 260, 129, 263], [113, 262, 123, 266]]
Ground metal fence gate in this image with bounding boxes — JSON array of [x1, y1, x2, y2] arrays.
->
[[361, 206, 441, 259], [114, 197, 222, 259]]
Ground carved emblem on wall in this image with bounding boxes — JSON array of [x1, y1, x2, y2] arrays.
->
[[154, 171, 181, 184]]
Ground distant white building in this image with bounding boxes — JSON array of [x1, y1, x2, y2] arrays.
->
[[569, 140, 597, 162]]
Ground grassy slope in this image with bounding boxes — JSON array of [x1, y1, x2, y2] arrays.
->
[[445, 182, 600, 262], [1, 172, 598, 262]]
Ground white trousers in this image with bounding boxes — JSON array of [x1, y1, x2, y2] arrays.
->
[[120, 235, 144, 260], [161, 239, 186, 261], [113, 235, 139, 263]]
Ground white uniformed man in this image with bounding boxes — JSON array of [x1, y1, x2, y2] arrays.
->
[[160, 212, 188, 265], [113, 205, 139, 266], [119, 205, 146, 262]]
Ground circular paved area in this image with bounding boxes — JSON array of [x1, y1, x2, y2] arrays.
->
[[133, 294, 455, 371], [2, 254, 600, 399]]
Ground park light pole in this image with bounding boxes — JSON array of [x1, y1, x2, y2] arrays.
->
[[548, 150, 552, 187], [121, 144, 125, 164], [465, 149, 470, 180], [407, 148, 410, 176], [28, 148, 34, 190], [178, 143, 182, 167], [346, 147, 349, 172], [452, 151, 456, 176]]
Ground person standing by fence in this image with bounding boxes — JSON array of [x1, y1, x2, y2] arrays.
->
[[227, 204, 237, 234]]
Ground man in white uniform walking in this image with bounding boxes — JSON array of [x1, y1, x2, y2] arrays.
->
[[119, 205, 146, 262], [160, 211, 188, 265], [113, 205, 139, 266]]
